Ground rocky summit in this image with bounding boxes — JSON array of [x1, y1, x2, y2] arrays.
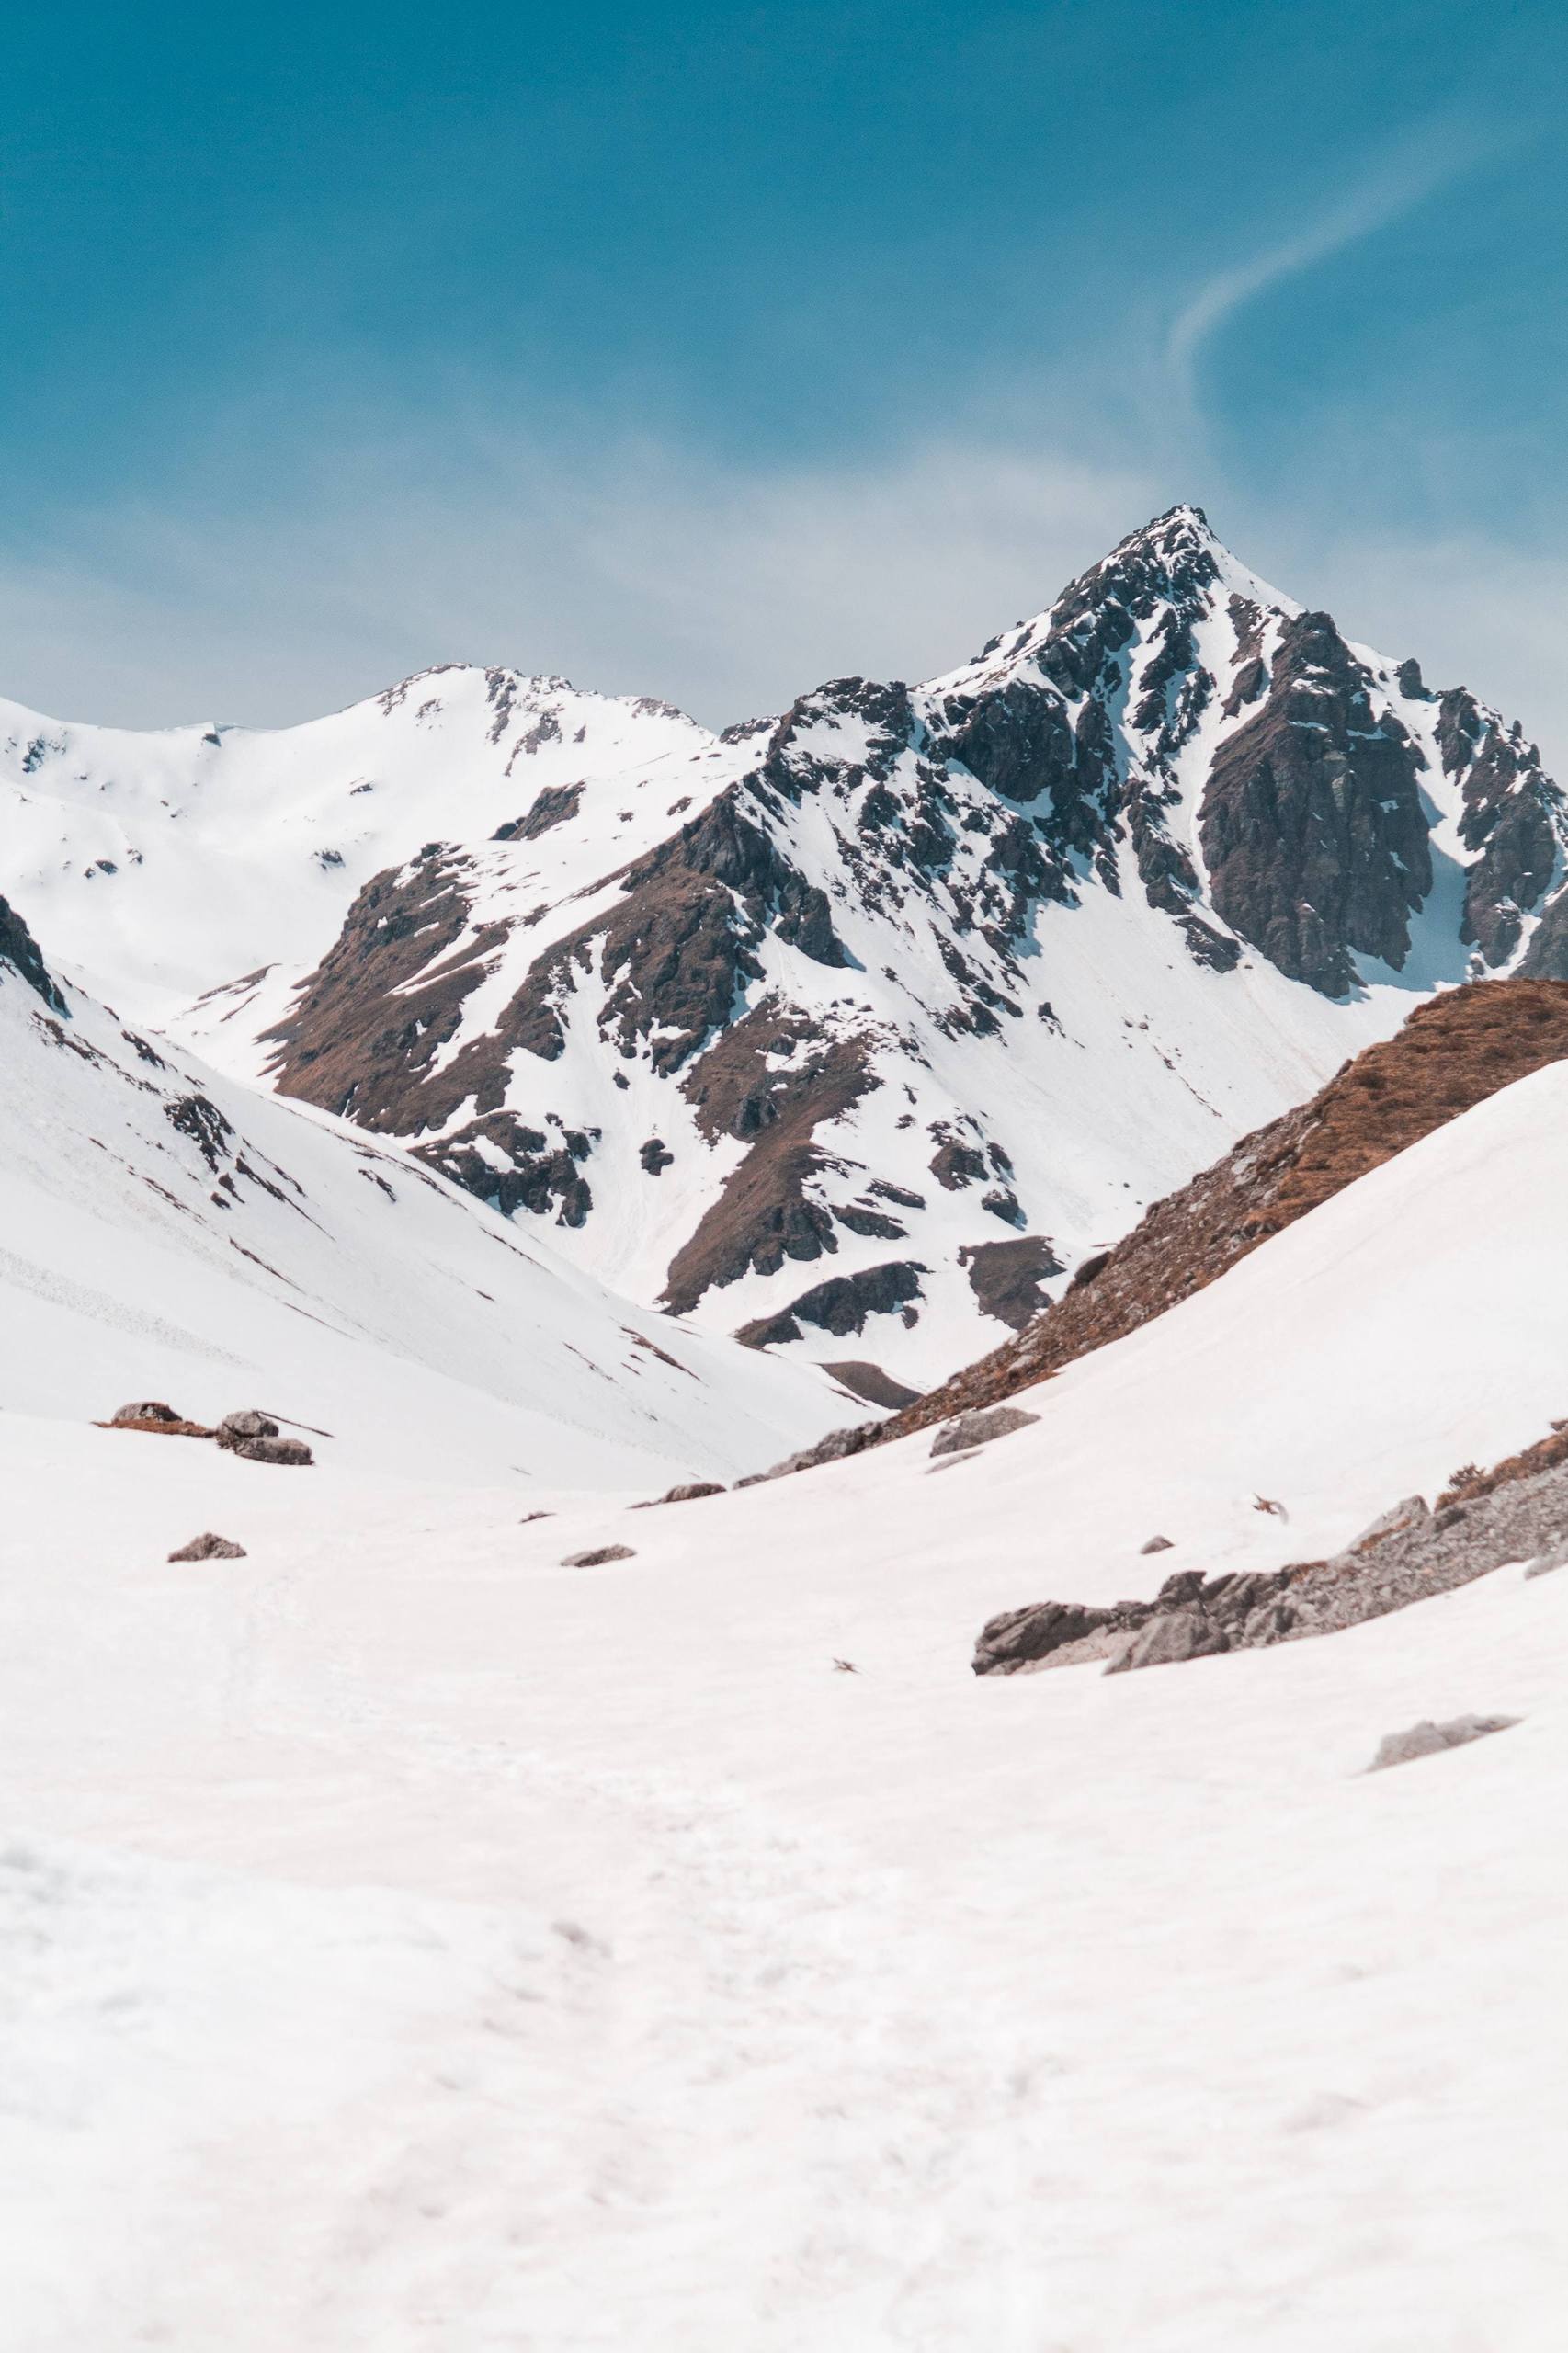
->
[[4, 506, 1563, 1389]]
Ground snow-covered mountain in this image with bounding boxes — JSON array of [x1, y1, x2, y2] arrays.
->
[[0, 894, 845, 1490], [6, 1042, 1566, 2348], [5, 505, 1562, 1389]]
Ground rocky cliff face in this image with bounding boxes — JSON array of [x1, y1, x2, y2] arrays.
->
[[3, 507, 1562, 1387]]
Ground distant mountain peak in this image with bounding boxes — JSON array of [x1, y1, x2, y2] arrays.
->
[[4, 511, 1563, 1394]]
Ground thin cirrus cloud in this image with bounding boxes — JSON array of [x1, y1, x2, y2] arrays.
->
[[1162, 119, 1512, 423]]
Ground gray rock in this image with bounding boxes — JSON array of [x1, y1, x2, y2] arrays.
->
[[1368, 1713, 1521, 1771], [735, 1422, 879, 1486], [1153, 1567, 1208, 1608], [113, 1400, 183, 1426], [659, 1481, 725, 1505], [930, 1404, 1040, 1459], [972, 1598, 1119, 1676], [167, 1532, 247, 1562], [213, 1411, 312, 1465], [1140, 1534, 1175, 1554], [562, 1544, 637, 1567], [1105, 1608, 1232, 1675], [230, 1433, 312, 1466], [218, 1409, 279, 1441], [1524, 1544, 1568, 1580]]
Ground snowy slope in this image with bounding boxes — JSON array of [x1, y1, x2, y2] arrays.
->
[[4, 507, 1563, 1390], [0, 905, 846, 1491], [4, 1063, 1568, 2347]]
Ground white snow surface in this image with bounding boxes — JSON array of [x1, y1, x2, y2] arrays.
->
[[0, 951, 846, 1492], [5, 1063, 1567, 2347], [5, 506, 1560, 1390]]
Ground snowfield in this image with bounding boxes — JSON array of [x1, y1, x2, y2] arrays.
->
[[4, 1065, 1568, 2347], [0, 946, 846, 1492]]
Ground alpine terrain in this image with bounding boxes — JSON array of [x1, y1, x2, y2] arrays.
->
[[4, 507, 1567, 2353], [5, 505, 1564, 1392]]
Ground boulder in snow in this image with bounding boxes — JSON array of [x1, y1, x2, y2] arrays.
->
[[167, 1532, 248, 1563], [929, 1404, 1040, 1459], [1368, 1714, 1520, 1771], [562, 1544, 637, 1567], [215, 1411, 313, 1466]]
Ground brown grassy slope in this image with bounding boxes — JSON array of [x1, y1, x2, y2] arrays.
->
[[881, 977, 1568, 1440]]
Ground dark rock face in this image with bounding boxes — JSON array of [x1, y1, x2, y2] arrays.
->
[[266, 846, 506, 1130], [493, 782, 585, 841], [662, 1011, 879, 1315], [502, 789, 851, 1082], [1199, 612, 1432, 994], [736, 1259, 926, 1347], [1437, 689, 1561, 964], [423, 1113, 593, 1227], [167, 1532, 247, 1562], [822, 1359, 923, 1410], [562, 1543, 636, 1566], [0, 894, 67, 1012], [165, 1093, 234, 1172]]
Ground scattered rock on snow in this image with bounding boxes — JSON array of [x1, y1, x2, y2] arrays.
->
[[734, 1422, 880, 1486], [215, 1411, 314, 1467], [929, 1404, 1040, 1459], [167, 1532, 247, 1563], [972, 1564, 1294, 1677], [562, 1544, 637, 1567], [1140, 1534, 1175, 1554], [105, 1402, 213, 1437], [218, 1409, 278, 1441], [1367, 1714, 1520, 1771]]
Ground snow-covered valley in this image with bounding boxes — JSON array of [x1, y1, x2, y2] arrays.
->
[[5, 1057, 1567, 2348]]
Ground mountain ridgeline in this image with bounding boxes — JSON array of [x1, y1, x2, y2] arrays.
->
[[2, 506, 1562, 1388]]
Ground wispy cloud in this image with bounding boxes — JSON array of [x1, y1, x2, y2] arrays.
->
[[1164, 122, 1506, 418]]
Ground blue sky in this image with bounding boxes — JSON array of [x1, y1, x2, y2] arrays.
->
[[3, 1, 1564, 753]]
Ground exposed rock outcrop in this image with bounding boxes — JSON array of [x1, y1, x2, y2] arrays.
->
[[1199, 611, 1432, 993], [973, 1416, 1568, 1678], [0, 893, 67, 1013]]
